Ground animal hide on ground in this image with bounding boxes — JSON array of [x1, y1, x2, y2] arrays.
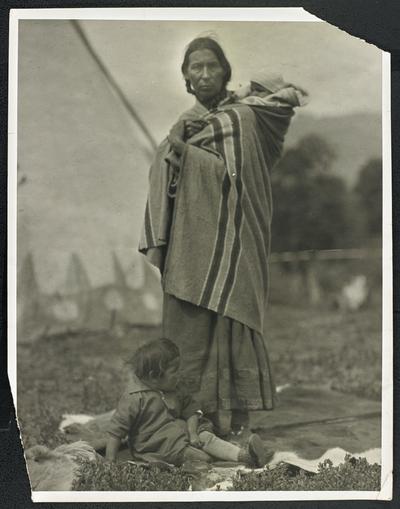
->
[[26, 441, 98, 491]]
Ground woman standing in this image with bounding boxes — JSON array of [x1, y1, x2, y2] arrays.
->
[[140, 37, 296, 435]]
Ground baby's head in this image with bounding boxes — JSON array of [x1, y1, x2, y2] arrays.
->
[[234, 70, 286, 100], [249, 70, 286, 97], [128, 338, 180, 391]]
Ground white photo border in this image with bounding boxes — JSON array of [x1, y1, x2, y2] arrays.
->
[[8, 6, 393, 502]]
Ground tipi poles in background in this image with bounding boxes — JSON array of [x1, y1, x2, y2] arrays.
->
[[70, 20, 158, 152]]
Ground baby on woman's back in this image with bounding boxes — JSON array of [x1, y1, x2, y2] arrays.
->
[[170, 69, 307, 145]]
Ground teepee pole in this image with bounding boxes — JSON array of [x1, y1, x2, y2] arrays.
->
[[70, 20, 158, 152]]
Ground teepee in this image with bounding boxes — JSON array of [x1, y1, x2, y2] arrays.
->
[[17, 253, 45, 340], [64, 254, 92, 296], [17, 20, 162, 341]]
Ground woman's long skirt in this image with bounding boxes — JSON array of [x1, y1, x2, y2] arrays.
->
[[162, 293, 275, 414]]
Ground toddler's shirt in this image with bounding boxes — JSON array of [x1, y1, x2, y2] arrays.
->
[[107, 376, 200, 465]]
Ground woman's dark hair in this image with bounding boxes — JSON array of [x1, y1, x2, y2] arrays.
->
[[181, 37, 232, 95], [128, 338, 180, 380]]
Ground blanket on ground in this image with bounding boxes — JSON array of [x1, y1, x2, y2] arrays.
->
[[56, 412, 380, 491], [59, 385, 381, 471], [205, 448, 381, 491], [139, 98, 295, 333]]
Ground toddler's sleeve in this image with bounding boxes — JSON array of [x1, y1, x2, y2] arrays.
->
[[107, 393, 140, 439]]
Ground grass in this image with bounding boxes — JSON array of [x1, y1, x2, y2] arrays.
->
[[72, 455, 380, 492], [73, 458, 191, 491], [17, 304, 382, 490], [231, 456, 381, 491], [266, 306, 382, 401]]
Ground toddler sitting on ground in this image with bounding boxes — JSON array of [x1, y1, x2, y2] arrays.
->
[[106, 338, 270, 467]]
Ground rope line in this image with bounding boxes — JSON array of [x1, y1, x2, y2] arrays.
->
[[269, 247, 381, 263]]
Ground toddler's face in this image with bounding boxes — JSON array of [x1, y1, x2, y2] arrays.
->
[[153, 358, 180, 392]]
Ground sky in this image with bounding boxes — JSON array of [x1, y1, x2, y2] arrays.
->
[[81, 19, 382, 143]]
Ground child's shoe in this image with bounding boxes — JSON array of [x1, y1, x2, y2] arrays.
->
[[238, 433, 273, 468]]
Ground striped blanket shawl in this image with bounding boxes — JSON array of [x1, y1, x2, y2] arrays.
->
[[140, 99, 295, 333]]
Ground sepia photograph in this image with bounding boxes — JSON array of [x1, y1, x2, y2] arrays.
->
[[8, 7, 392, 502]]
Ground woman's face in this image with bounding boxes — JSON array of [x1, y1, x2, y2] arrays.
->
[[185, 49, 225, 103]]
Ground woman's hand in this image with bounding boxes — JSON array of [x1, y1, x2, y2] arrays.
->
[[185, 120, 208, 139], [168, 136, 186, 156], [169, 120, 185, 139], [168, 120, 186, 155]]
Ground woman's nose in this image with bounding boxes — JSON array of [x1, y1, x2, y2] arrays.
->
[[200, 66, 210, 78]]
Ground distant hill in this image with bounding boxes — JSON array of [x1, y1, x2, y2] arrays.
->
[[284, 112, 382, 186]]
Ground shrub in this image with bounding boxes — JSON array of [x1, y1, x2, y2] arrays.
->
[[231, 456, 380, 491], [73, 458, 191, 491], [71, 455, 381, 492]]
